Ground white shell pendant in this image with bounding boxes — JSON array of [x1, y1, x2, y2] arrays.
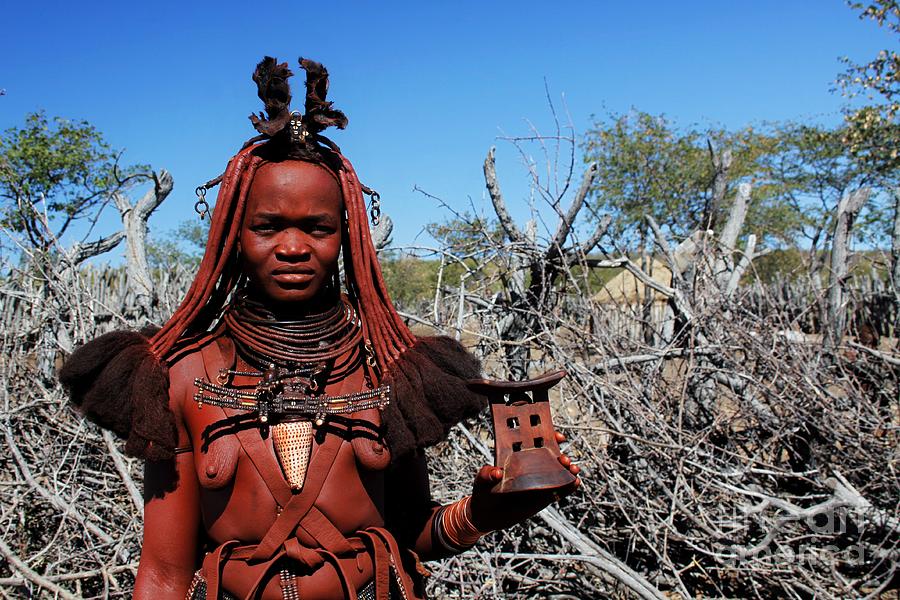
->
[[272, 420, 314, 491]]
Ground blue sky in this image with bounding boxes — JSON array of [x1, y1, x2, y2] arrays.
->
[[1, 1, 894, 254]]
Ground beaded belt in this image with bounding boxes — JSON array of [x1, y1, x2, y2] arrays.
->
[[186, 572, 237, 600], [186, 571, 381, 599]]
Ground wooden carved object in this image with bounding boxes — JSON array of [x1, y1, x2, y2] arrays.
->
[[468, 370, 576, 494]]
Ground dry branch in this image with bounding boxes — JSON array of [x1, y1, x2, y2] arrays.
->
[[484, 147, 533, 251], [458, 424, 665, 600], [0, 535, 79, 600], [548, 162, 598, 260], [1, 131, 897, 599], [68, 232, 126, 267]]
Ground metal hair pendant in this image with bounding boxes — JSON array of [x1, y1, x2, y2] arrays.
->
[[289, 112, 309, 144], [194, 186, 210, 220], [369, 192, 381, 226]]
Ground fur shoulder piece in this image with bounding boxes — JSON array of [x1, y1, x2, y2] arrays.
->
[[58, 329, 177, 461], [382, 336, 486, 461]]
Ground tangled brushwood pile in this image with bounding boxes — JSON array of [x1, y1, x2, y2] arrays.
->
[[421, 280, 899, 599], [0, 239, 898, 599], [1, 143, 898, 598], [410, 139, 899, 597], [0, 262, 206, 598]]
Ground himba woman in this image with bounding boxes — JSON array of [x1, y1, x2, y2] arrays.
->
[[60, 57, 580, 599]]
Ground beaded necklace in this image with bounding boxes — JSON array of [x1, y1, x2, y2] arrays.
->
[[194, 291, 389, 491], [223, 290, 363, 369], [197, 290, 385, 423]]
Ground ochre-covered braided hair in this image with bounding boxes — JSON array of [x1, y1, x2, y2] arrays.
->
[[60, 57, 483, 461]]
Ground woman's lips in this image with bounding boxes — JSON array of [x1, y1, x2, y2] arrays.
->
[[272, 272, 315, 284]]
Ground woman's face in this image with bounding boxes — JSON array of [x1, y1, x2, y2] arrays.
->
[[239, 161, 343, 308]]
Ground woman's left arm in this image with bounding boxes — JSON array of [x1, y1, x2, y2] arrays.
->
[[383, 450, 447, 561], [384, 432, 580, 560]]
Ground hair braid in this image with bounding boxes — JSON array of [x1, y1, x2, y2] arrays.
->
[[150, 147, 261, 359], [338, 157, 411, 370]]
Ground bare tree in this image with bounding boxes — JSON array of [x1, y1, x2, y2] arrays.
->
[[483, 146, 609, 376], [824, 188, 870, 350], [110, 170, 174, 307]]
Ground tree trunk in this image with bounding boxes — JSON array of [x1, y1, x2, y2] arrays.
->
[[891, 187, 900, 341], [713, 183, 752, 294], [371, 214, 393, 252], [122, 204, 155, 301], [824, 188, 870, 350], [113, 170, 173, 312], [705, 145, 732, 232]]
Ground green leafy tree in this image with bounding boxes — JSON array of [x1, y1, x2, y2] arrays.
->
[[762, 123, 877, 253], [379, 253, 441, 310], [583, 111, 894, 261], [426, 213, 504, 257], [148, 218, 209, 271], [0, 111, 148, 254], [581, 111, 783, 249], [836, 1, 900, 175]]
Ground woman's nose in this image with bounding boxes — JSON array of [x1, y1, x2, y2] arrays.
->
[[275, 231, 310, 259]]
